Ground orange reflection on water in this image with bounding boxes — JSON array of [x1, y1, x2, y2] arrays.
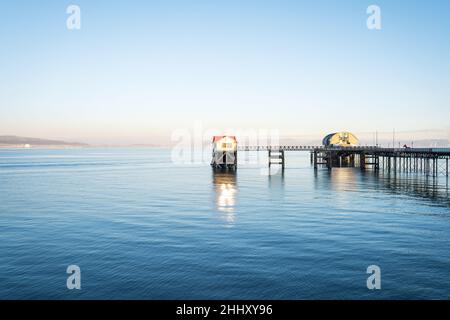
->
[[329, 167, 358, 192], [212, 171, 237, 223]]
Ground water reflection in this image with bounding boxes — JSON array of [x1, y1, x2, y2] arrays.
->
[[212, 170, 237, 224], [328, 168, 358, 192], [314, 167, 450, 208], [267, 169, 285, 201], [268, 169, 285, 185], [313, 167, 360, 191], [312, 168, 362, 208], [374, 171, 450, 207]]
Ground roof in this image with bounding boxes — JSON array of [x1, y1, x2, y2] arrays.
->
[[322, 132, 359, 146], [212, 136, 237, 143], [322, 133, 335, 146]]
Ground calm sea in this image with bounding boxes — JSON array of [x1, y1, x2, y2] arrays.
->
[[0, 148, 449, 299]]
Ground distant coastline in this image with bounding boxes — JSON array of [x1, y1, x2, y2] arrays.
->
[[0, 135, 167, 149], [0, 135, 88, 149]]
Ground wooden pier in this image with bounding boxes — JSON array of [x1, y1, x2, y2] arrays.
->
[[238, 145, 450, 178]]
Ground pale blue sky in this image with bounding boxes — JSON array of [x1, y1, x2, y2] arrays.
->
[[1, 1, 449, 145]]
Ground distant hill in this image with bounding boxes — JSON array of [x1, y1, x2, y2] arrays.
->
[[0, 135, 88, 147], [409, 139, 449, 148]]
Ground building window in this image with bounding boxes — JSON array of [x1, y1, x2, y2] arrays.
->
[[222, 143, 232, 149]]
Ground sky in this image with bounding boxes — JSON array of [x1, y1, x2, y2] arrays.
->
[[0, 0, 450, 145]]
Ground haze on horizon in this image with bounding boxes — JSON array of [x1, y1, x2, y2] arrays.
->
[[1, 0, 450, 146]]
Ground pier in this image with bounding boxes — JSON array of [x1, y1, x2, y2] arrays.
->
[[237, 145, 450, 178], [211, 132, 450, 182]]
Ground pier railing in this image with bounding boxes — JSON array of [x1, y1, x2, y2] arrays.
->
[[238, 145, 450, 155]]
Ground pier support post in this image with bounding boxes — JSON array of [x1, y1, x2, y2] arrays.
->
[[393, 156, 397, 175], [387, 156, 391, 174], [313, 151, 318, 169], [446, 158, 449, 177], [432, 158, 435, 177], [360, 153, 366, 170], [327, 151, 332, 170], [435, 157, 438, 177]]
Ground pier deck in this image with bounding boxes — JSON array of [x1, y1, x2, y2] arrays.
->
[[238, 145, 450, 178]]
